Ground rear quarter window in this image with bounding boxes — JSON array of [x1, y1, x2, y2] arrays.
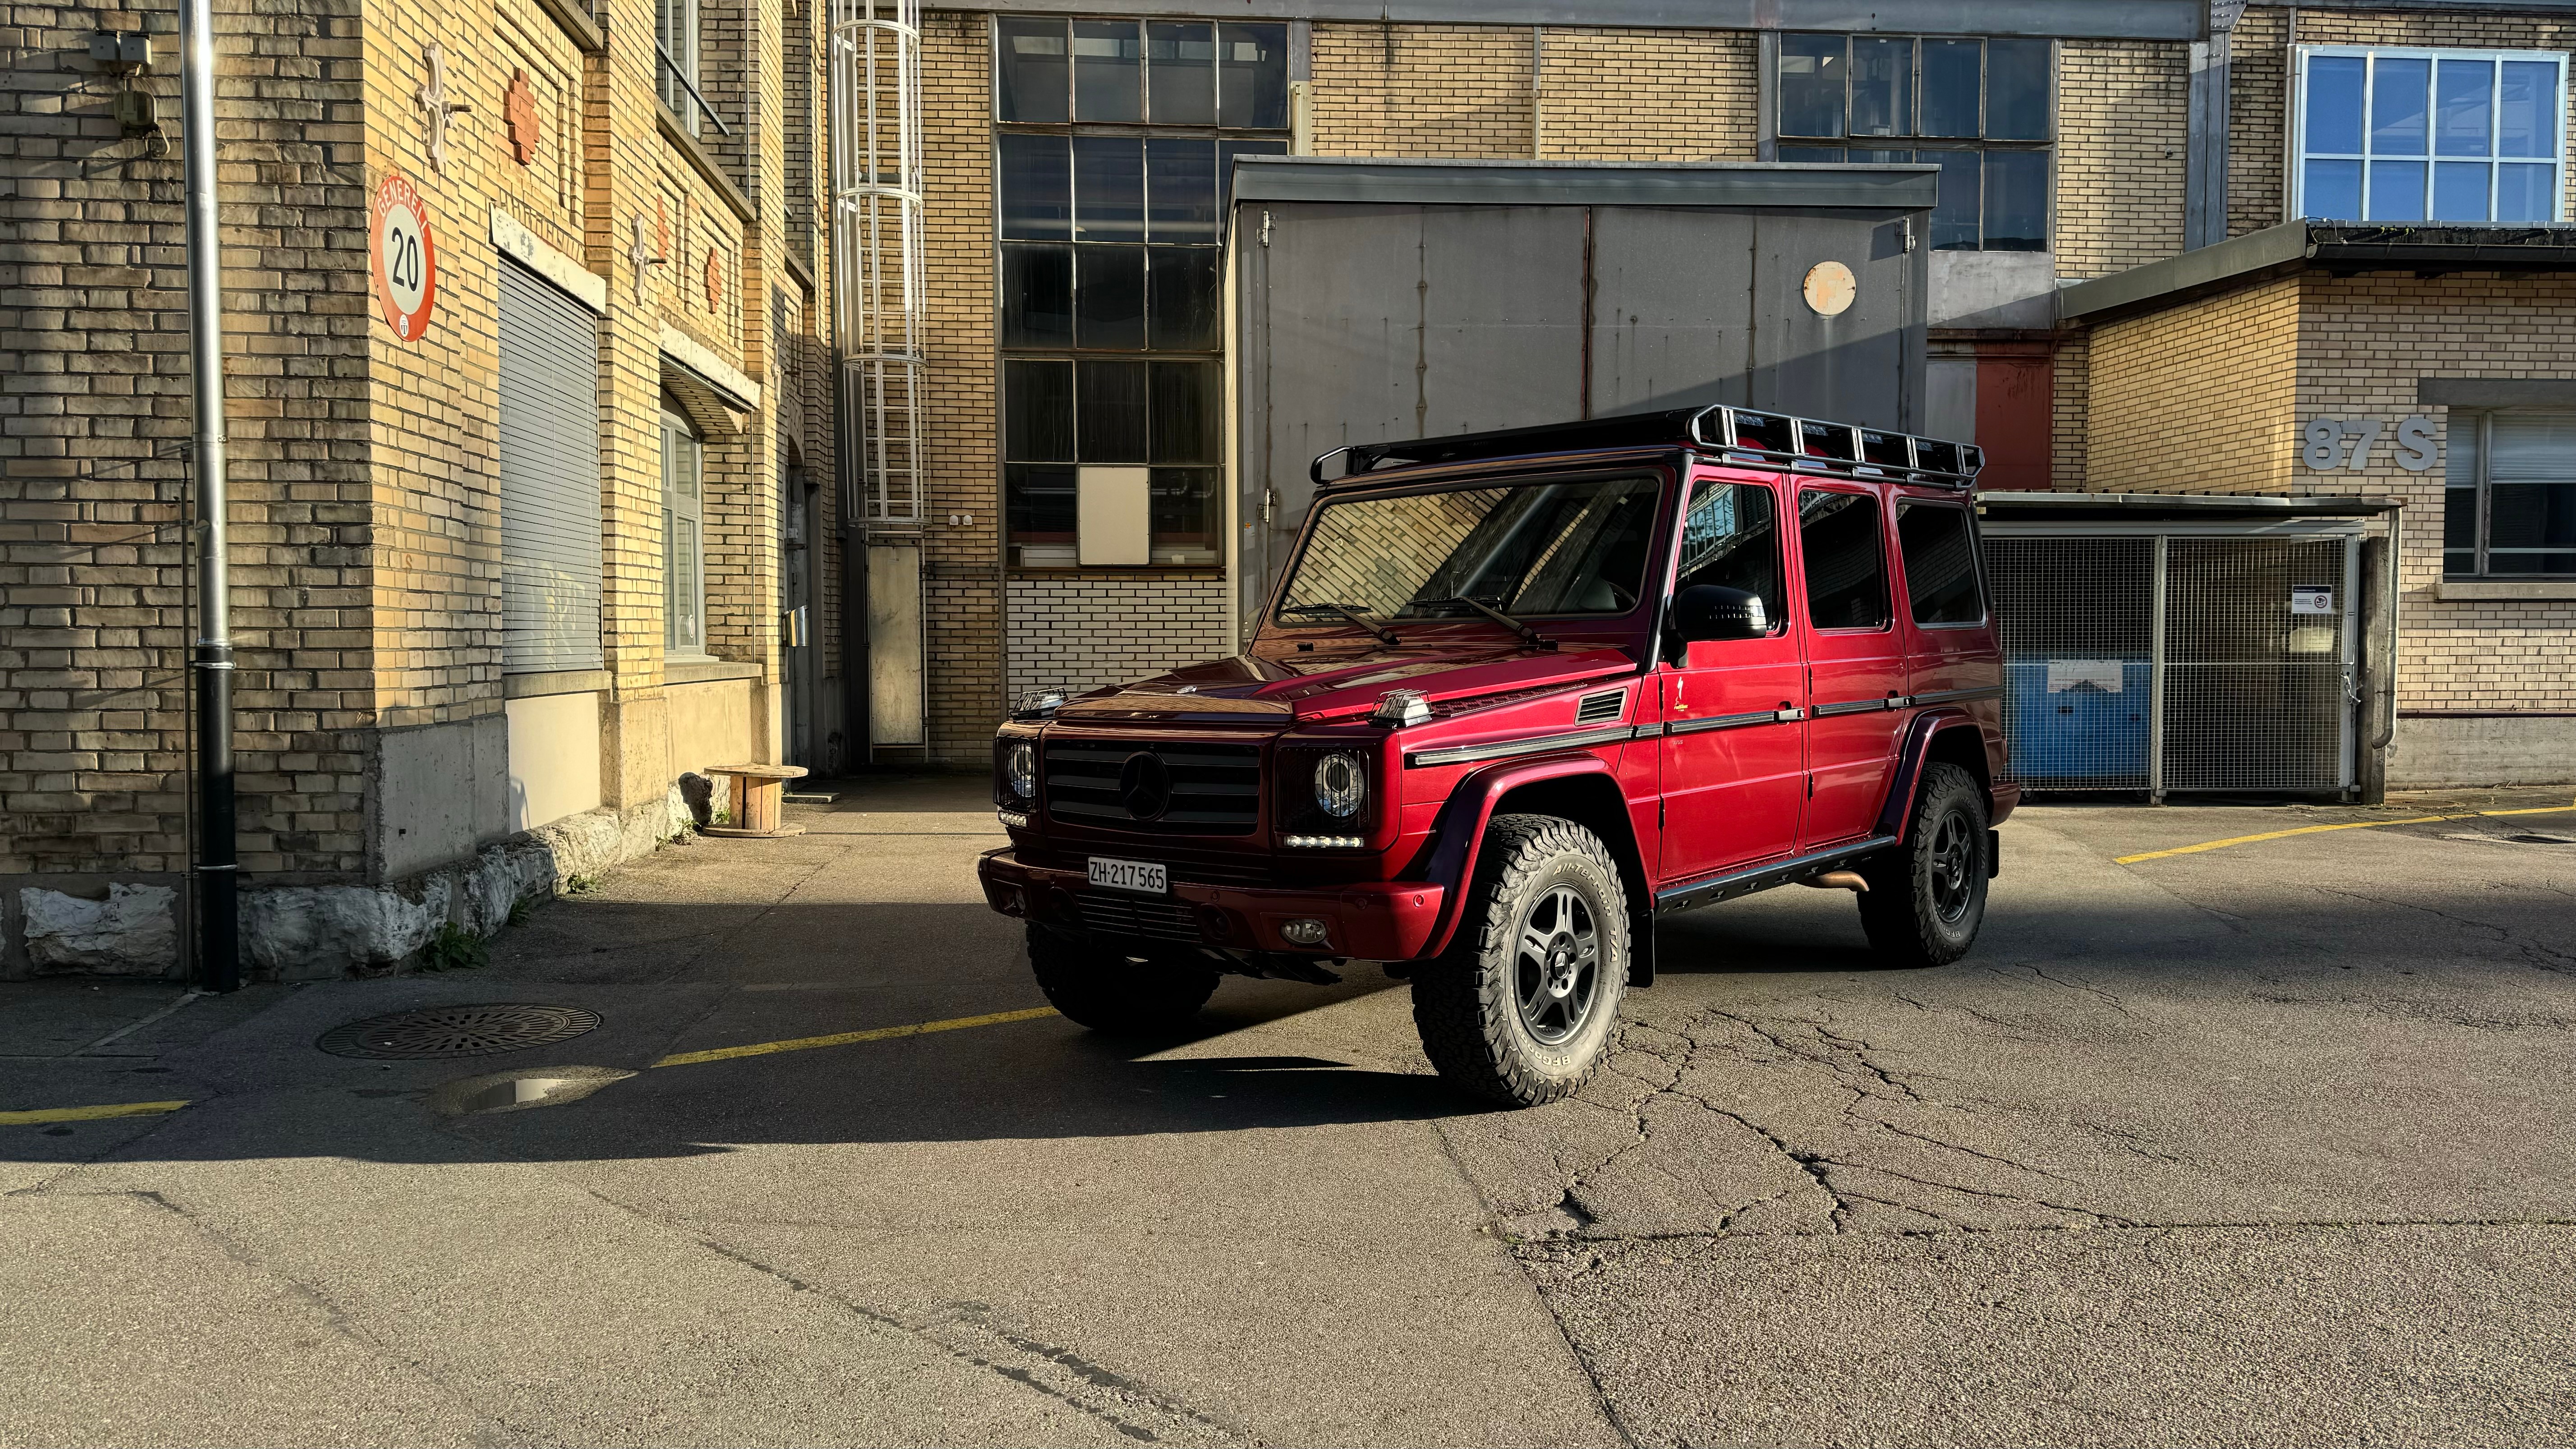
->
[[1896, 502, 1986, 626]]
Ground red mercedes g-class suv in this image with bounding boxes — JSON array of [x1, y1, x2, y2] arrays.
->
[[980, 405, 2015, 1106]]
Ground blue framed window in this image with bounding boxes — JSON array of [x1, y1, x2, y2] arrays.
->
[[2295, 46, 2566, 224]]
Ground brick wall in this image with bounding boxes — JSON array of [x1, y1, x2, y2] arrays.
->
[[1006, 575, 1233, 699], [1533, 29, 1757, 161], [920, 11, 1003, 762], [0, 0, 374, 879], [2050, 331, 2090, 493], [1311, 24, 1536, 159], [2054, 41, 2190, 281], [2080, 276, 2303, 494]]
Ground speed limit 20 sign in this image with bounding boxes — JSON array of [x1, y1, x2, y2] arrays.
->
[[370, 172, 439, 340]]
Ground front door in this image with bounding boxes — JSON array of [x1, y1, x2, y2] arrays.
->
[[1657, 474, 1807, 881], [1795, 484, 1907, 849]]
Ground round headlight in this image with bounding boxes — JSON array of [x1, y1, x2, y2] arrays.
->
[[1006, 741, 1037, 800], [1313, 752, 1366, 820]]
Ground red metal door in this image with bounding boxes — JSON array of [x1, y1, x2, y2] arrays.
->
[[1794, 483, 1907, 850], [1657, 474, 1806, 881]]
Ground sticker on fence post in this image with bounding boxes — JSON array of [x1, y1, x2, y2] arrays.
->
[[2290, 586, 2335, 615], [370, 173, 439, 341]]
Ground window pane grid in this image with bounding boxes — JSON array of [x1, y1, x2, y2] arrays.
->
[[2446, 409, 2576, 578], [2297, 46, 2566, 224], [997, 16, 1286, 567], [1774, 33, 2050, 252]]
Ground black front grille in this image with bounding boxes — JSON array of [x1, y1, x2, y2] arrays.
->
[[1075, 893, 1205, 946], [1044, 740, 1261, 834]]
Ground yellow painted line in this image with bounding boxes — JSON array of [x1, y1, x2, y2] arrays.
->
[[650, 1006, 1060, 1068], [0, 1099, 189, 1127], [2116, 804, 2576, 865]]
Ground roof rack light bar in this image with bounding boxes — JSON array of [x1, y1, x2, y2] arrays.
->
[[1688, 407, 1981, 487], [1316, 405, 1982, 489]]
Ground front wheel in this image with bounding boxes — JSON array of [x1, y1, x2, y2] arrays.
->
[[1411, 814, 1629, 1107], [1026, 925, 1219, 1035], [1857, 762, 1990, 967]]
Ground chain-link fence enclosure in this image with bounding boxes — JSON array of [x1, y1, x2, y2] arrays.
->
[[1982, 528, 2357, 796]]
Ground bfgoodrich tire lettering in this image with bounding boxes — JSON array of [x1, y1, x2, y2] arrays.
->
[[1412, 814, 1629, 1107], [1858, 762, 1990, 967], [1026, 924, 1219, 1035]]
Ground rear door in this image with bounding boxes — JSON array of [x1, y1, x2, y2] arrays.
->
[[1893, 495, 1994, 704], [1794, 483, 1907, 850], [1656, 472, 1806, 880]]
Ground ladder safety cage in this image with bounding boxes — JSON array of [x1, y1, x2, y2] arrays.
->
[[830, 0, 926, 531], [1311, 406, 1983, 490]]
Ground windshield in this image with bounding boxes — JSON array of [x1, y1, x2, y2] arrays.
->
[[1275, 474, 1662, 629]]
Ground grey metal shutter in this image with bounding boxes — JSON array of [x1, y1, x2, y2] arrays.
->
[[500, 260, 604, 672]]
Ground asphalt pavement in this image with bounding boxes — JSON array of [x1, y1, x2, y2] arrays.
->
[[5, 777, 2575, 1446]]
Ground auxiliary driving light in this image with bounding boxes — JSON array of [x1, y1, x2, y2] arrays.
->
[[1280, 918, 1330, 947]]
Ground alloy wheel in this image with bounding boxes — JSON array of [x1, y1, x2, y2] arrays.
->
[[1929, 810, 1977, 925], [1513, 885, 1600, 1046]]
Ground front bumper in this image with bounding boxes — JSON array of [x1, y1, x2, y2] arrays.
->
[[978, 848, 1448, 962]]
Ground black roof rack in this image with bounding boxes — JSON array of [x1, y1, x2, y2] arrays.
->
[[1311, 405, 1983, 491]]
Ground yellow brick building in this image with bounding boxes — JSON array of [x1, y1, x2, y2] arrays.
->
[[0, 0, 838, 973]]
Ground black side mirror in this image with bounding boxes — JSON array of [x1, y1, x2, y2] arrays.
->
[[1670, 584, 1770, 643]]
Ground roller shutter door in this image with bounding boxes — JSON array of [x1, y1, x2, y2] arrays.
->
[[500, 260, 604, 672]]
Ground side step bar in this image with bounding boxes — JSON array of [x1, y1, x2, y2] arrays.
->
[[1655, 835, 1900, 915]]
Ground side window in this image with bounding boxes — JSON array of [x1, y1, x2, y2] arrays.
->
[[1798, 488, 1891, 630], [1674, 480, 1785, 634], [1896, 502, 1986, 625]]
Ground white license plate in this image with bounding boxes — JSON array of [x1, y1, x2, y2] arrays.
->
[[1088, 857, 1167, 895]]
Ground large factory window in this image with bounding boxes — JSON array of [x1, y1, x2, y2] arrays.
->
[[995, 17, 1288, 567], [1775, 34, 2052, 252]]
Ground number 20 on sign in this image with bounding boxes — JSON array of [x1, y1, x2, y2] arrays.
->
[[370, 173, 439, 341]]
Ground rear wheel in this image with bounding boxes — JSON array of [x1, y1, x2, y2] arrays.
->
[[1026, 925, 1218, 1035], [1412, 814, 1628, 1106], [1858, 762, 1990, 967]]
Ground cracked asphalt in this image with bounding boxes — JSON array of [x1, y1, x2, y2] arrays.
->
[[5, 779, 2575, 1446]]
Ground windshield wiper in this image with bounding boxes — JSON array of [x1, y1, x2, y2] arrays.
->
[[1416, 596, 1557, 651], [1282, 601, 1401, 648]]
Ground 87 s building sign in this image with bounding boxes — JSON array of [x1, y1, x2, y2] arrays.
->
[[2304, 416, 2439, 472]]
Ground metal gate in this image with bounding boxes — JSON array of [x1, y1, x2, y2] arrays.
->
[[1982, 525, 2360, 797]]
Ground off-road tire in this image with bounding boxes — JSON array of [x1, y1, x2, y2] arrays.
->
[[1857, 762, 1990, 968], [1026, 925, 1219, 1035], [1411, 814, 1629, 1107]]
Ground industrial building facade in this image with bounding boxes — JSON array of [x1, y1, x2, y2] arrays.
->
[[861, 0, 2574, 792], [6, 0, 2574, 975]]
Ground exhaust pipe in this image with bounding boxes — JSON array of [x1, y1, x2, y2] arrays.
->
[[1801, 870, 1868, 892]]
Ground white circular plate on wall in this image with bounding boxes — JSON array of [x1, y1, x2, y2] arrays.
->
[[1803, 260, 1857, 317]]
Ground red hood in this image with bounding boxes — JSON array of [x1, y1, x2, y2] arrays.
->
[[1050, 642, 1640, 726]]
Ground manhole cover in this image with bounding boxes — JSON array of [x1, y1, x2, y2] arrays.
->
[[317, 1004, 601, 1060]]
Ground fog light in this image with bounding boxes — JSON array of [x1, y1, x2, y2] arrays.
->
[[1280, 918, 1329, 947]]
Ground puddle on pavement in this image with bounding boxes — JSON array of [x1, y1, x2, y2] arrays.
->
[[429, 1065, 635, 1116]]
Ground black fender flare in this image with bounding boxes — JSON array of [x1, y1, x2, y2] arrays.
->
[[1410, 752, 1649, 979], [1872, 708, 1985, 843]]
